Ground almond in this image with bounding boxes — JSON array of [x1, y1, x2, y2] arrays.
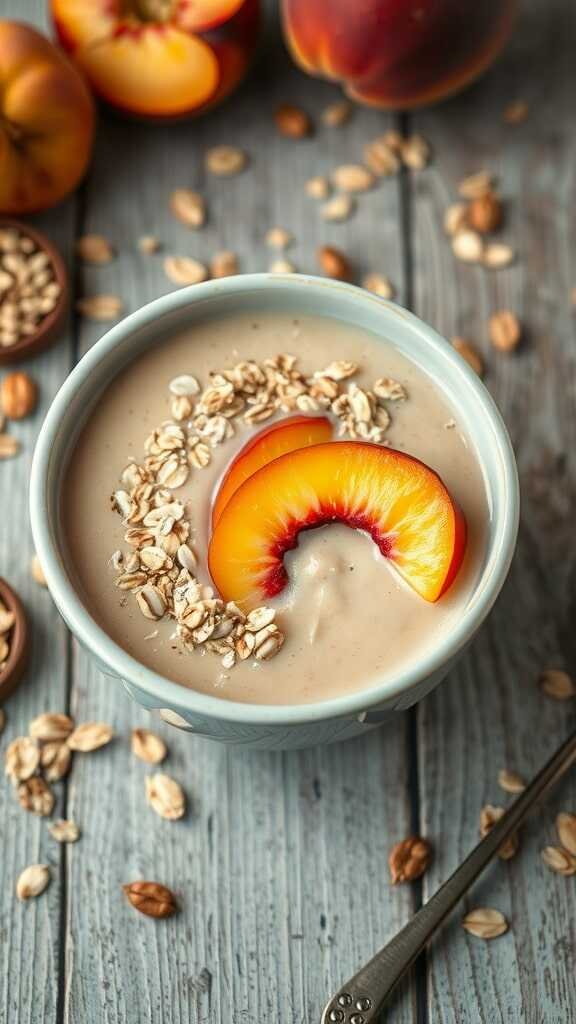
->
[[317, 245, 351, 281], [331, 164, 374, 193], [123, 880, 178, 918], [489, 310, 521, 352], [1, 371, 37, 420], [274, 104, 312, 138], [468, 193, 502, 234]]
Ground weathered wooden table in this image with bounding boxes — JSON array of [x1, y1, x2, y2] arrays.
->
[[2, 1, 575, 1021]]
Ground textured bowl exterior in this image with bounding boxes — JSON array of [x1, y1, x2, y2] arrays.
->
[[30, 275, 519, 750]]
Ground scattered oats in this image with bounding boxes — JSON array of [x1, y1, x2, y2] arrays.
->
[[5, 736, 40, 782], [31, 554, 47, 587], [76, 295, 123, 321], [177, 543, 197, 572], [169, 374, 200, 397], [29, 712, 74, 742], [332, 164, 374, 193], [18, 776, 55, 816], [169, 189, 206, 228], [138, 235, 161, 254], [163, 256, 207, 287], [145, 772, 186, 820], [171, 395, 192, 421], [462, 907, 508, 939], [400, 134, 431, 170], [452, 337, 484, 376], [254, 631, 284, 660], [479, 803, 518, 860], [305, 176, 330, 199], [363, 273, 394, 299], [188, 441, 211, 468], [503, 100, 529, 125], [222, 650, 236, 670], [266, 227, 293, 249], [245, 607, 276, 632], [373, 377, 406, 401], [140, 545, 172, 571], [489, 310, 521, 352], [458, 171, 493, 199], [269, 258, 296, 274], [42, 742, 72, 782], [541, 845, 576, 876], [483, 243, 514, 269], [16, 864, 50, 900], [210, 250, 238, 278], [49, 819, 80, 843], [380, 129, 404, 152], [322, 99, 352, 126], [498, 769, 526, 794], [444, 419, 456, 430], [136, 585, 167, 621], [318, 360, 357, 381], [364, 137, 400, 177], [539, 668, 575, 700], [132, 728, 167, 764], [0, 434, 20, 459], [444, 202, 469, 236], [0, 606, 14, 633], [205, 145, 246, 176], [76, 234, 114, 264], [321, 194, 355, 222], [143, 630, 158, 640], [67, 721, 113, 752], [452, 229, 484, 263], [556, 812, 576, 856]]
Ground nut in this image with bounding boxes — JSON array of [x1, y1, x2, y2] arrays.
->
[[1, 371, 37, 420], [539, 668, 575, 700], [467, 193, 502, 234], [388, 836, 432, 884], [16, 864, 50, 901], [210, 251, 238, 279], [489, 310, 521, 352], [452, 337, 484, 376], [317, 245, 351, 281], [123, 880, 178, 918], [274, 104, 312, 138]]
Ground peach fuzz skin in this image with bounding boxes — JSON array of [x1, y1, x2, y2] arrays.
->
[[212, 414, 332, 527], [209, 440, 467, 608], [0, 21, 95, 215], [51, 0, 259, 120]]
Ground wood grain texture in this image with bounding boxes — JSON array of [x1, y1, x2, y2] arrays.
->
[[411, 1, 576, 1021]]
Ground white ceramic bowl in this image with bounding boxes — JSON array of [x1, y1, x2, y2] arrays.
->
[[30, 275, 519, 750]]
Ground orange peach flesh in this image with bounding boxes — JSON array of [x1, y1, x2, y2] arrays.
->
[[212, 415, 333, 526], [208, 441, 466, 609]]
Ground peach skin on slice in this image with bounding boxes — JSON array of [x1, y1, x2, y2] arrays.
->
[[212, 415, 332, 527], [208, 441, 466, 608]]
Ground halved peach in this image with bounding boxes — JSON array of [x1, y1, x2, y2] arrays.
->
[[208, 441, 466, 608], [212, 415, 332, 527]]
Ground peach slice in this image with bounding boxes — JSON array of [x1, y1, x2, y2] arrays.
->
[[208, 441, 466, 608], [212, 415, 332, 527]]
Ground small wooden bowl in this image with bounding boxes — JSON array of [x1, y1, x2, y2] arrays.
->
[[0, 578, 29, 700], [0, 217, 69, 365]]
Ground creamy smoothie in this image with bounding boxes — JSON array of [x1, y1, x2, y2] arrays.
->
[[62, 311, 487, 705]]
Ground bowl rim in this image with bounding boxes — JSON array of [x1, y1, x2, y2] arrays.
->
[[30, 273, 519, 726]]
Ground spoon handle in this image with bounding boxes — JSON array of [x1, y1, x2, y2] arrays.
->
[[321, 730, 576, 1024]]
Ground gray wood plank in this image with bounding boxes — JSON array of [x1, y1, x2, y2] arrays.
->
[[0, 5, 76, 1024], [65, 15, 416, 1024], [411, 1, 576, 1020]]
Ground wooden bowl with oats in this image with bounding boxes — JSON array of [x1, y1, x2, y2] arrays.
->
[[0, 578, 29, 699], [0, 218, 69, 364]]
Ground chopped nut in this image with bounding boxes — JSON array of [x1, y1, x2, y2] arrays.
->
[[556, 812, 576, 856], [169, 189, 205, 228], [317, 245, 351, 281], [67, 721, 113, 752], [269, 258, 296, 274], [49, 819, 80, 843], [1, 371, 38, 420], [462, 907, 508, 939], [362, 273, 394, 299], [539, 668, 575, 700], [452, 337, 484, 376], [76, 295, 123, 321], [400, 134, 431, 170], [483, 243, 514, 269], [541, 845, 576, 876], [18, 776, 55, 816], [266, 227, 293, 250], [458, 171, 493, 199], [205, 145, 246, 176], [468, 193, 502, 234], [274, 103, 312, 138], [132, 728, 167, 765], [76, 234, 115, 264], [388, 836, 432, 883], [331, 164, 374, 193], [321, 100, 351, 127], [479, 803, 518, 860], [305, 176, 330, 199], [163, 257, 207, 286], [210, 250, 238, 278], [0, 433, 20, 459], [503, 100, 529, 125], [16, 864, 50, 901], [444, 202, 469, 236], [498, 769, 526, 794], [29, 712, 74, 742], [31, 554, 47, 586], [364, 137, 400, 177], [123, 880, 178, 918], [42, 742, 72, 782], [145, 772, 186, 820], [489, 310, 521, 352], [452, 229, 484, 263], [5, 736, 40, 782], [138, 236, 161, 254], [321, 194, 355, 222]]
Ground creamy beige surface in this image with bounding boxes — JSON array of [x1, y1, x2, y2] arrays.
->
[[62, 312, 488, 705]]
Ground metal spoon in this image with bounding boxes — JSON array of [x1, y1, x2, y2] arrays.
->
[[321, 729, 576, 1024]]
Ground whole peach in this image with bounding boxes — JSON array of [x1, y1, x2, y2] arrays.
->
[[0, 21, 95, 214]]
